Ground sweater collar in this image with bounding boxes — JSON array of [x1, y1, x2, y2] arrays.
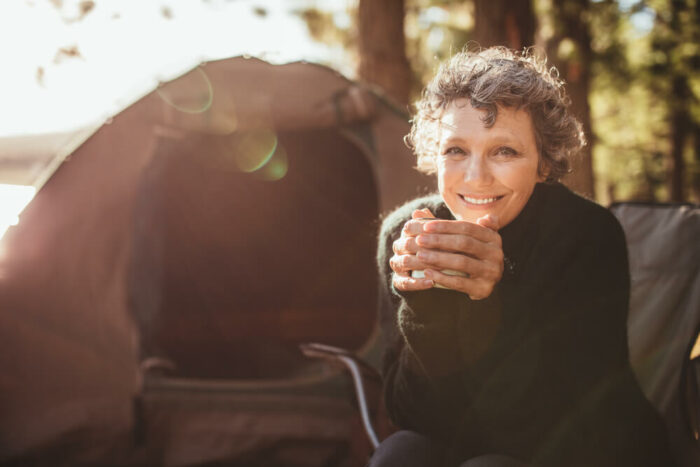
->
[[498, 182, 547, 279]]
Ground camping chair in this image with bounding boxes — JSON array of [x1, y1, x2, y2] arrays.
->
[[611, 202, 700, 467], [302, 201, 700, 467]]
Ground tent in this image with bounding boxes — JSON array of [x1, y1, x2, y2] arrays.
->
[[0, 57, 435, 466]]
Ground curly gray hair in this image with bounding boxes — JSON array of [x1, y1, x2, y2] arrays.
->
[[406, 46, 585, 181]]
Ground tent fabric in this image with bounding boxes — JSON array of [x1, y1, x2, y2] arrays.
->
[[611, 202, 700, 467], [0, 102, 152, 464], [130, 128, 380, 379], [151, 58, 434, 213], [136, 392, 360, 467], [0, 127, 99, 187], [0, 57, 434, 465]]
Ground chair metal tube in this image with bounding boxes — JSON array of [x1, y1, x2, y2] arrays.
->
[[300, 343, 381, 449]]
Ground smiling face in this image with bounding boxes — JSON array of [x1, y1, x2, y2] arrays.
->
[[436, 99, 544, 228]]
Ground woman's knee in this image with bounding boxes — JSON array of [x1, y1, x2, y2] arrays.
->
[[367, 430, 440, 467]]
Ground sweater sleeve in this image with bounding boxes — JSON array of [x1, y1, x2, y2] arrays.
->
[[376, 198, 502, 438]]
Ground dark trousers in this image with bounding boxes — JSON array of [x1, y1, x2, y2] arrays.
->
[[367, 430, 529, 467]]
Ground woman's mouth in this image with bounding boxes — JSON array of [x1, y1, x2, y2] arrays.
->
[[458, 194, 504, 206]]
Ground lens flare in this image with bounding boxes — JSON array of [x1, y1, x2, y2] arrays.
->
[[156, 67, 214, 114], [255, 144, 288, 181], [232, 129, 278, 173]]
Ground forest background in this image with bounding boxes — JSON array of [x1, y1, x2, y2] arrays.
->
[[299, 0, 700, 204], [6, 0, 700, 205]]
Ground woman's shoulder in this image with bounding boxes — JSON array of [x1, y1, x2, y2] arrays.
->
[[537, 182, 624, 240], [521, 183, 630, 295]]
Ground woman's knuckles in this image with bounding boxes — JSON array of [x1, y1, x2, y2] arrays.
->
[[469, 284, 493, 301], [455, 255, 473, 273], [399, 255, 416, 269], [403, 220, 424, 236], [390, 256, 405, 272], [392, 275, 409, 290], [390, 255, 409, 273], [394, 237, 418, 255], [394, 274, 430, 291], [492, 234, 503, 247], [480, 262, 500, 281], [491, 247, 505, 264]]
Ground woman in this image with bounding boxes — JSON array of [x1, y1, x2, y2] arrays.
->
[[372, 47, 675, 467]]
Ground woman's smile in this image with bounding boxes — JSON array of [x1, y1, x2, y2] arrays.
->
[[458, 193, 505, 207]]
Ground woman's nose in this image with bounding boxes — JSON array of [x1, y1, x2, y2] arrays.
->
[[463, 155, 492, 184]]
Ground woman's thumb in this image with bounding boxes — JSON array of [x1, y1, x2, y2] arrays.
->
[[476, 214, 499, 231], [412, 208, 436, 219]]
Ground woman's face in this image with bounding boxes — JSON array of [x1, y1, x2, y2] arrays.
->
[[436, 99, 544, 228]]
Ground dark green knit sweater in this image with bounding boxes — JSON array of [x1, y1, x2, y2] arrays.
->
[[376, 182, 675, 466]]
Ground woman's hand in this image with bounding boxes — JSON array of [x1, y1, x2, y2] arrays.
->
[[416, 215, 504, 300], [390, 208, 436, 292]]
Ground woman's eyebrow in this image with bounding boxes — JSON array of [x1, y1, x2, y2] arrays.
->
[[437, 120, 458, 131], [440, 134, 523, 145], [440, 135, 468, 146]]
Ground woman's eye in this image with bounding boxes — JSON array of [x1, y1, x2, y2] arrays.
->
[[495, 146, 518, 157], [443, 146, 466, 157]]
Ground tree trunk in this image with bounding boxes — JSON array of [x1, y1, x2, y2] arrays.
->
[[693, 123, 700, 201], [546, 0, 595, 198], [560, 55, 595, 198], [357, 0, 412, 106], [668, 76, 689, 202], [473, 0, 536, 49], [695, 0, 700, 202], [665, 0, 691, 202]]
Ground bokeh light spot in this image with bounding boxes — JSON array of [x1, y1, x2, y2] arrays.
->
[[232, 129, 278, 173], [156, 67, 213, 114], [255, 144, 288, 181]]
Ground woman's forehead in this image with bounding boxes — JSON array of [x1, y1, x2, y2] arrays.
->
[[438, 100, 535, 141]]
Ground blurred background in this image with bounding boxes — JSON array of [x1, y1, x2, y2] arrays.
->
[[0, 0, 699, 239], [0, 2, 698, 466]]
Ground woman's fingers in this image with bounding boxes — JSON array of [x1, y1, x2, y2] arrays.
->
[[422, 219, 501, 246], [389, 253, 428, 274], [416, 249, 502, 281], [390, 214, 503, 298], [412, 208, 435, 220], [413, 217, 504, 299], [423, 269, 494, 300], [402, 218, 438, 236], [393, 272, 434, 291], [393, 236, 420, 255], [416, 233, 503, 263], [402, 209, 437, 237], [390, 212, 437, 283]]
